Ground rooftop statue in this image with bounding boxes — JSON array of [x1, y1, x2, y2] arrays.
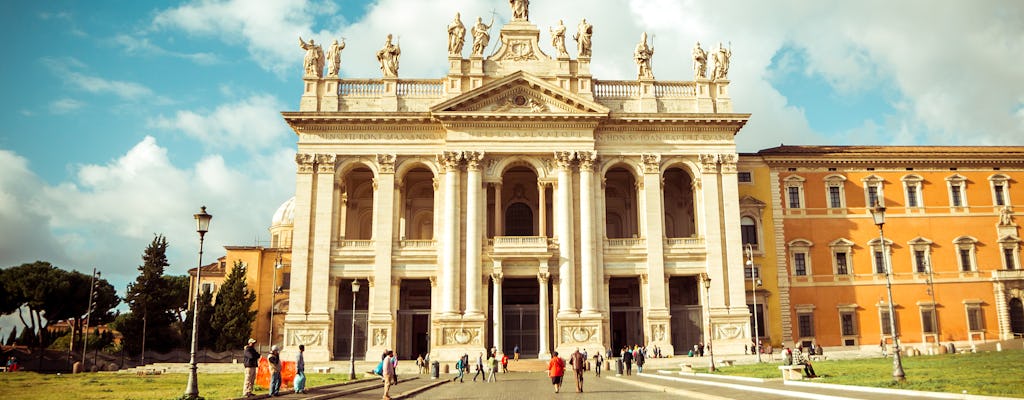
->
[[573, 18, 593, 58], [712, 42, 732, 80], [377, 34, 401, 77], [510, 0, 529, 21], [550, 19, 568, 58], [298, 37, 324, 78], [692, 41, 707, 79], [448, 12, 466, 56], [326, 39, 345, 77], [634, 32, 654, 79], [471, 16, 494, 57]]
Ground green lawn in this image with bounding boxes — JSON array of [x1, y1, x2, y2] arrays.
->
[[707, 349, 1024, 398], [0, 371, 362, 400]]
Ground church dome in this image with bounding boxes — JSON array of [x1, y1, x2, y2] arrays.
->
[[271, 197, 295, 228]]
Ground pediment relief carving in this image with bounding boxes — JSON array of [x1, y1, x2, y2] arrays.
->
[[431, 71, 609, 116]]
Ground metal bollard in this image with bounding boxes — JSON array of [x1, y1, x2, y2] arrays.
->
[[616, 359, 624, 376], [431, 361, 440, 379]]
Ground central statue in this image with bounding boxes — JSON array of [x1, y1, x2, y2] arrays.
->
[[510, 0, 529, 21]]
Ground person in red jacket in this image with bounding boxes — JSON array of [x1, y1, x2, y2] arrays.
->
[[547, 351, 566, 393], [500, 352, 509, 373]]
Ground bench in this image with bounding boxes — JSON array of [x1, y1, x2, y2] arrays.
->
[[778, 365, 805, 381], [719, 359, 735, 367], [136, 369, 162, 376], [313, 366, 333, 374], [679, 363, 694, 374], [809, 355, 828, 361]]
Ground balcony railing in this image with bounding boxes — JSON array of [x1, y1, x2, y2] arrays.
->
[[665, 237, 704, 247], [490, 236, 549, 248], [397, 239, 437, 249], [605, 238, 646, 247], [338, 80, 385, 96]]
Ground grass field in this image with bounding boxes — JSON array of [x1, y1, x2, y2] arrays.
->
[[0, 371, 361, 400], [710, 349, 1024, 398]]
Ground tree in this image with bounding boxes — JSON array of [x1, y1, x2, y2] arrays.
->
[[123, 235, 185, 354], [210, 260, 257, 352], [4, 327, 16, 346], [163, 275, 191, 323], [183, 289, 215, 349]]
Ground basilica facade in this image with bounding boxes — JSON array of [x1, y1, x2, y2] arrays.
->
[[278, 9, 752, 362]]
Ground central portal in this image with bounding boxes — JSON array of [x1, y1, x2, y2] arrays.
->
[[501, 277, 540, 357], [398, 279, 431, 360], [609, 277, 643, 352]]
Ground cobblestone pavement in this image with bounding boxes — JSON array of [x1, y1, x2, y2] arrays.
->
[[406, 370, 685, 400]]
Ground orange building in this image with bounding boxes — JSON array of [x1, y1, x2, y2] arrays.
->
[[756, 146, 1024, 352]]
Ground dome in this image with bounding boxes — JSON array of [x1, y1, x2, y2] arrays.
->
[[271, 197, 295, 227]]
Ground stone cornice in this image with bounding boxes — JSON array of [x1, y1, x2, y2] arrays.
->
[[757, 145, 1024, 166]]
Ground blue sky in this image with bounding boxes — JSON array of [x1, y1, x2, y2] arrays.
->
[[1, 0, 1022, 332]]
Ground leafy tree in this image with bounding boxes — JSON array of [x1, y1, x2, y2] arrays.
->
[[183, 289, 215, 349], [210, 260, 257, 351], [163, 275, 191, 322], [123, 235, 185, 353], [0, 268, 19, 316]]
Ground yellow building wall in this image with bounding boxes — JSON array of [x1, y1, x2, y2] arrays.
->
[[223, 246, 292, 350], [737, 157, 785, 346]]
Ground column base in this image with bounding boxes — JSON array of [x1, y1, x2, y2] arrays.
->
[[431, 317, 488, 361], [282, 317, 333, 363], [554, 315, 605, 357], [365, 319, 395, 359], [646, 314, 675, 357], [707, 312, 752, 355]]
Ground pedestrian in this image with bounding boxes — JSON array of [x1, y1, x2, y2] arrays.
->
[[294, 344, 307, 394], [783, 346, 793, 365], [382, 350, 396, 400], [454, 356, 465, 382], [268, 345, 282, 397], [487, 353, 499, 382], [571, 348, 586, 393], [501, 352, 509, 373], [593, 352, 603, 377], [514, 344, 521, 362], [621, 346, 633, 376], [461, 353, 470, 377], [698, 342, 705, 357], [416, 354, 425, 374], [472, 352, 485, 381], [635, 346, 645, 373], [242, 338, 259, 397], [547, 351, 565, 393]]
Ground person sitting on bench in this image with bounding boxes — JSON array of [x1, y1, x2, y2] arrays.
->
[[795, 350, 817, 378]]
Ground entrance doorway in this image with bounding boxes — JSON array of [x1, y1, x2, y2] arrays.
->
[[501, 278, 541, 357], [334, 278, 369, 359], [398, 279, 431, 359], [1010, 298, 1024, 336], [668, 276, 702, 355], [609, 277, 643, 352]]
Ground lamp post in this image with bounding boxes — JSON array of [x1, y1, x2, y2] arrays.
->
[[349, 279, 361, 380], [82, 268, 100, 369], [701, 273, 716, 372], [184, 206, 212, 399], [925, 251, 940, 351], [869, 203, 906, 382], [745, 244, 762, 363], [269, 254, 283, 347]]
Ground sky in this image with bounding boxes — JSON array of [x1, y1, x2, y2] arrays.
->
[[0, 0, 1022, 332]]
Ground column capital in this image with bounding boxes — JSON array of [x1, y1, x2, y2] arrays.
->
[[698, 153, 720, 173], [491, 272, 503, 284], [429, 275, 437, 287], [464, 150, 485, 171], [577, 151, 597, 171], [553, 151, 576, 169], [296, 153, 316, 174], [438, 151, 463, 172], [537, 271, 550, 283], [719, 153, 738, 173], [376, 153, 396, 174], [315, 154, 337, 174], [640, 153, 661, 174]]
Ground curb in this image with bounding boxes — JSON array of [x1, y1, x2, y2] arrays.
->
[[393, 378, 451, 399], [785, 379, 1021, 400], [606, 375, 734, 400]]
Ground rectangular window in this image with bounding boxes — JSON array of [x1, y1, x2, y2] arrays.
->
[[840, 312, 856, 336], [967, 308, 983, 331], [744, 265, 760, 279], [741, 225, 758, 246], [959, 249, 972, 271], [880, 310, 892, 335], [907, 185, 919, 207], [951, 185, 963, 206], [788, 187, 801, 208], [1005, 248, 1017, 270], [201, 283, 215, 294], [836, 252, 848, 275], [867, 186, 879, 207], [794, 253, 807, 276], [921, 309, 936, 334], [798, 314, 814, 337], [748, 304, 765, 337], [995, 185, 1005, 206], [829, 186, 842, 208], [874, 250, 886, 274], [915, 250, 927, 273], [738, 171, 752, 183]]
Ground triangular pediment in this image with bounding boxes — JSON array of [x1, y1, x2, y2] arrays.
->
[[431, 71, 610, 116]]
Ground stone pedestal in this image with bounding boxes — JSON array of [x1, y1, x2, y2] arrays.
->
[[695, 78, 714, 112], [321, 77, 340, 111], [300, 77, 321, 111], [712, 79, 731, 112], [554, 315, 605, 357], [431, 317, 488, 361], [708, 311, 751, 355], [283, 317, 333, 362]]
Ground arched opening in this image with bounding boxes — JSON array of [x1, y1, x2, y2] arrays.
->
[[505, 202, 534, 236], [401, 167, 435, 240], [604, 166, 639, 239], [663, 167, 696, 237], [1010, 298, 1024, 336], [342, 166, 375, 240], [741, 216, 758, 248], [494, 166, 540, 236]]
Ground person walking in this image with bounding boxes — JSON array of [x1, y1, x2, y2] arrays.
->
[[635, 347, 646, 374], [571, 348, 586, 393], [500, 352, 509, 373], [593, 352, 604, 377], [621, 346, 633, 376], [472, 352, 485, 382], [294, 345, 307, 394], [268, 345, 282, 397], [382, 350, 396, 400], [547, 351, 565, 393], [454, 356, 465, 382], [486, 353, 499, 382], [242, 338, 259, 397], [514, 344, 520, 362]]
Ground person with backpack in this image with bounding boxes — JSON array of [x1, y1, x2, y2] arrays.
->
[[268, 345, 282, 397], [454, 356, 465, 382]]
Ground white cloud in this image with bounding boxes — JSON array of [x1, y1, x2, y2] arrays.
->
[[147, 94, 289, 151], [43, 57, 158, 100], [50, 98, 84, 114], [112, 34, 220, 65]]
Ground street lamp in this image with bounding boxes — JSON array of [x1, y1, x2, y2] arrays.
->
[[745, 244, 762, 363], [184, 206, 212, 399], [701, 273, 716, 372], [269, 254, 283, 347], [82, 268, 101, 369], [869, 203, 906, 382], [349, 279, 361, 380]]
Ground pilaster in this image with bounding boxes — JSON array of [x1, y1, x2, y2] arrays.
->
[[438, 151, 463, 317], [641, 154, 668, 318], [554, 151, 577, 318], [578, 151, 598, 316], [370, 154, 396, 327], [464, 151, 485, 318], [310, 154, 337, 318]]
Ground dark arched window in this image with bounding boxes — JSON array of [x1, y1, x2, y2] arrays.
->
[[505, 202, 533, 236], [1010, 298, 1024, 336]]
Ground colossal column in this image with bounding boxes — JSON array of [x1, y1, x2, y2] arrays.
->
[[578, 151, 599, 316], [640, 154, 667, 315], [553, 151, 577, 317], [464, 151, 485, 317], [538, 271, 551, 358], [438, 151, 463, 316], [309, 154, 337, 317], [287, 154, 316, 318], [367, 154, 396, 355], [491, 272, 503, 353]]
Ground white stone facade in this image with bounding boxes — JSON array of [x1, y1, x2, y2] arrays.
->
[[282, 14, 751, 362]]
